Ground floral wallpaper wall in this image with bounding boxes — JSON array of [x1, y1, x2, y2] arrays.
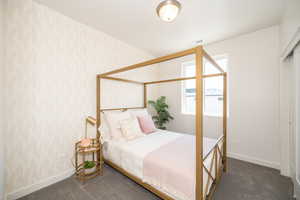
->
[[0, 0, 4, 199], [5, 0, 157, 195]]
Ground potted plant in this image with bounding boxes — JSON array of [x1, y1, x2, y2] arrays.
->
[[148, 96, 174, 130], [83, 161, 96, 173]]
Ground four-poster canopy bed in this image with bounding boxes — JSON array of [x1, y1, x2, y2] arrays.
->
[[95, 45, 227, 200]]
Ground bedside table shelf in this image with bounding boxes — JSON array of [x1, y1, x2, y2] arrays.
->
[[75, 138, 102, 181], [76, 160, 101, 180]]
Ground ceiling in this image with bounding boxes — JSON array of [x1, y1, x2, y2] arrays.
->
[[35, 0, 284, 56]]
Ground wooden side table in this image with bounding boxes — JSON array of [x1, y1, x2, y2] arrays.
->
[[75, 116, 103, 181], [75, 138, 102, 181]]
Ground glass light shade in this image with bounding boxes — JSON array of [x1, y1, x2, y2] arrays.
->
[[157, 0, 181, 22]]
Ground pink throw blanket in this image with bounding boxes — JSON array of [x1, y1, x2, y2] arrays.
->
[[143, 135, 197, 200]]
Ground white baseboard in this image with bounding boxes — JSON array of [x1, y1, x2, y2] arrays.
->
[[6, 169, 74, 200], [228, 152, 280, 170]]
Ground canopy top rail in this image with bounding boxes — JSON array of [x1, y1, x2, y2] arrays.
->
[[100, 72, 225, 86], [97, 46, 224, 78], [144, 73, 225, 85]]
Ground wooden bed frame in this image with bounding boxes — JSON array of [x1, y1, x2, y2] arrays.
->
[[95, 45, 227, 200]]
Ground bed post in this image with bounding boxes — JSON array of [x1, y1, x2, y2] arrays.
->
[[144, 84, 147, 108], [223, 73, 227, 172], [96, 75, 103, 175], [195, 46, 204, 200]]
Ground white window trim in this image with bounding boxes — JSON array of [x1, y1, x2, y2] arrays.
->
[[181, 61, 195, 115], [181, 55, 228, 117]]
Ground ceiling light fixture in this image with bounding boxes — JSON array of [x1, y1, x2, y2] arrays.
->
[[156, 0, 182, 22]]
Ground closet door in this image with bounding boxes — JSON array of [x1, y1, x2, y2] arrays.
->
[[295, 44, 300, 184]]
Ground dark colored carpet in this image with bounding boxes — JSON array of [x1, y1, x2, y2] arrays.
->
[[19, 158, 294, 200]]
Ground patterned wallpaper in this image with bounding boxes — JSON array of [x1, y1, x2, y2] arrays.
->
[[5, 0, 157, 194], [0, 0, 4, 199]]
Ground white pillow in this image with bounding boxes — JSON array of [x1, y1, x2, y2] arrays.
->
[[120, 117, 144, 141], [130, 108, 149, 117], [98, 114, 111, 143], [104, 111, 131, 140]]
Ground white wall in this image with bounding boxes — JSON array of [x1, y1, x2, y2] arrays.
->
[[206, 26, 280, 169], [156, 26, 280, 169], [0, 0, 4, 199], [4, 0, 157, 199]]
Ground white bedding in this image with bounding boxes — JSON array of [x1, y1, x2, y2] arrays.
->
[[103, 130, 181, 178], [102, 129, 217, 200]]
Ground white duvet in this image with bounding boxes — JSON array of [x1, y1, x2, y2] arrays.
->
[[102, 129, 217, 200], [103, 130, 182, 178]]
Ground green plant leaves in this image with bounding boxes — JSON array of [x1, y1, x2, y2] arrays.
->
[[147, 96, 174, 129], [83, 161, 95, 169]]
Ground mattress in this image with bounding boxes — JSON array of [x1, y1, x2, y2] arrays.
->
[[102, 130, 217, 200]]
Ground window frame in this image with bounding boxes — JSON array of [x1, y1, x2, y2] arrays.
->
[[181, 61, 196, 115], [181, 55, 227, 116]]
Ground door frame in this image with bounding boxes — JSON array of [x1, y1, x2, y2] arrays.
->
[[294, 43, 300, 198]]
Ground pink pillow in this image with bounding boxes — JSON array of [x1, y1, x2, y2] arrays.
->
[[137, 115, 156, 134]]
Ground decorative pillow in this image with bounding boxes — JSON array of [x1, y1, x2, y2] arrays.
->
[[104, 111, 131, 140], [137, 115, 156, 134], [130, 109, 149, 118], [98, 114, 111, 143], [120, 117, 144, 141]]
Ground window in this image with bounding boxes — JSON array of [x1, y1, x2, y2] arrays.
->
[[181, 56, 227, 116]]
